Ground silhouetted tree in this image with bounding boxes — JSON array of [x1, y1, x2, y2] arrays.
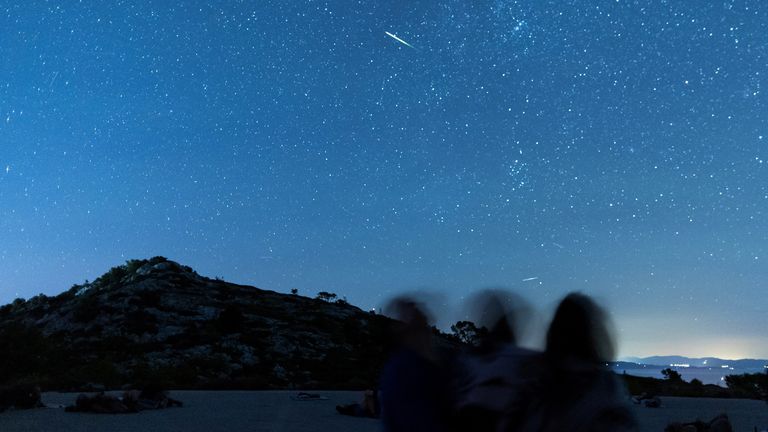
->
[[335, 297, 349, 305], [316, 291, 337, 302], [725, 372, 768, 399], [450, 320, 487, 346], [290, 288, 298, 295], [661, 368, 682, 382]]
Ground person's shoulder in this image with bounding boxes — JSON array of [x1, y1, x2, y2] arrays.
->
[[385, 348, 418, 365]]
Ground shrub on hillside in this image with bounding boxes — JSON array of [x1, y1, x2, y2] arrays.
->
[[0, 324, 56, 385], [725, 372, 768, 399], [72, 295, 101, 323], [216, 305, 245, 334]]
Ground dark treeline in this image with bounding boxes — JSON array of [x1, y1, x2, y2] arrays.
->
[[621, 371, 768, 400]]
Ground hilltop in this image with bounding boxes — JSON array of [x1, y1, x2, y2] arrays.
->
[[0, 257, 396, 390]]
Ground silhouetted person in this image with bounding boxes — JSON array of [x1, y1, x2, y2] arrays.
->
[[380, 298, 450, 432], [511, 293, 637, 432], [65, 386, 182, 414], [335, 388, 380, 418], [0, 384, 43, 412], [452, 290, 538, 432], [665, 413, 733, 432]]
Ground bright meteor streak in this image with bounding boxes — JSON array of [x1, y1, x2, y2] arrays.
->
[[385, 31, 415, 49], [522, 277, 539, 282]]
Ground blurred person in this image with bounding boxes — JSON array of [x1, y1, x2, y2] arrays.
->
[[380, 298, 451, 432], [510, 292, 637, 432], [664, 413, 733, 432], [451, 290, 539, 432]]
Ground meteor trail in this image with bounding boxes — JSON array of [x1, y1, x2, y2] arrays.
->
[[385, 31, 415, 49], [522, 277, 539, 282]]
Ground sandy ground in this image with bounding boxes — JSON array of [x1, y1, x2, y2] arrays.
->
[[0, 391, 766, 431], [632, 396, 768, 431]]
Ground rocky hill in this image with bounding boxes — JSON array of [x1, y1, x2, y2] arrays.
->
[[0, 257, 397, 390]]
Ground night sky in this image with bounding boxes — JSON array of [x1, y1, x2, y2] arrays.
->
[[1, 1, 766, 358]]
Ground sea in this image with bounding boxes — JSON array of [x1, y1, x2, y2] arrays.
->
[[612, 365, 768, 386]]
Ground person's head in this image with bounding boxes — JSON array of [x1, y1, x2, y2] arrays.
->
[[466, 289, 534, 350], [386, 297, 433, 353], [546, 292, 615, 364]]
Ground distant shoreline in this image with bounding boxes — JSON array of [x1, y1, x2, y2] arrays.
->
[[613, 365, 767, 387]]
